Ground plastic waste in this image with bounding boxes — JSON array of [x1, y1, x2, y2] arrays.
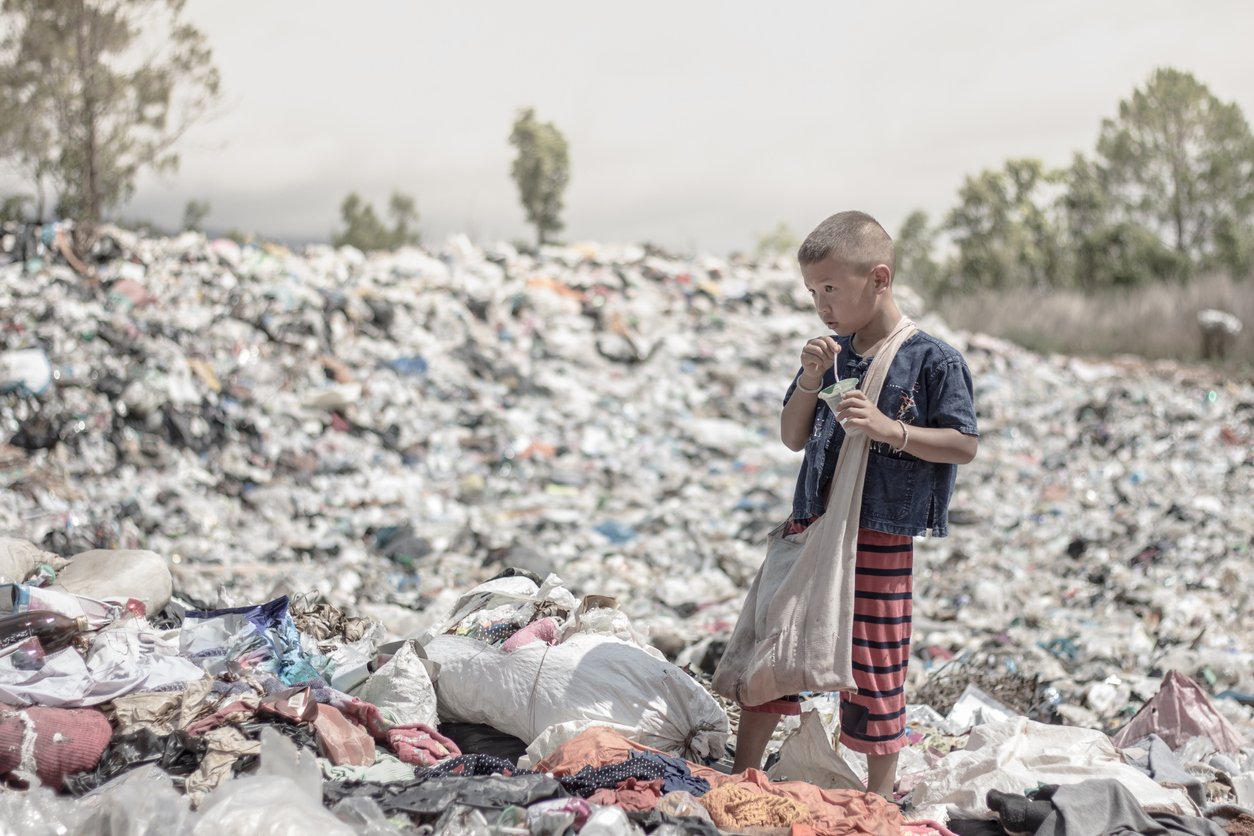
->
[[580, 805, 642, 836], [352, 639, 437, 727], [766, 709, 862, 790], [76, 764, 196, 836], [0, 783, 86, 835], [64, 729, 210, 794], [0, 348, 53, 395], [944, 683, 1018, 733], [193, 728, 347, 836]]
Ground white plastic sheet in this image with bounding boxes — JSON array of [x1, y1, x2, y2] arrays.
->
[[909, 717, 1197, 823], [0, 618, 204, 706]]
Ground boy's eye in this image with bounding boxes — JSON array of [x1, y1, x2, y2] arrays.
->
[[824, 286, 834, 293]]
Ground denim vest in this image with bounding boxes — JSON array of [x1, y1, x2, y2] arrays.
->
[[786, 329, 978, 537]]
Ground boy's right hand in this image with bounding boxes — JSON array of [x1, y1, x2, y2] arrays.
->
[[799, 336, 840, 387]]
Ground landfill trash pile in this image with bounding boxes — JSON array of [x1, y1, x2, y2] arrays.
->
[[1, 223, 1252, 834]]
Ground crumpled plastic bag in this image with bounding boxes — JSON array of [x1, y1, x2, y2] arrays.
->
[[181, 595, 322, 685], [765, 709, 862, 790], [193, 728, 348, 836], [76, 764, 196, 836], [909, 717, 1197, 822], [353, 640, 437, 728], [1111, 670, 1245, 754]]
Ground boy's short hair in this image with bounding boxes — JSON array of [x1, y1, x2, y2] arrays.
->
[[797, 211, 894, 273]]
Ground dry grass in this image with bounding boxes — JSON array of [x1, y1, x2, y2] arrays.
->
[[929, 273, 1254, 375]]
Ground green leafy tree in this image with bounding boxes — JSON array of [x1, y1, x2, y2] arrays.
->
[[944, 158, 1065, 290], [895, 209, 945, 293], [0, 0, 221, 249], [332, 191, 420, 252], [386, 192, 419, 248], [509, 107, 570, 247], [182, 198, 209, 231], [1097, 67, 1254, 274], [1060, 152, 1188, 288], [754, 222, 797, 261]]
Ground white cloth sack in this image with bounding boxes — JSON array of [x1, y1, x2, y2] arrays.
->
[[424, 632, 728, 763], [712, 318, 918, 706], [909, 717, 1198, 824]]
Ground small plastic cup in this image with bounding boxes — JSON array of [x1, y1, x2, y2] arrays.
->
[[817, 377, 859, 405]]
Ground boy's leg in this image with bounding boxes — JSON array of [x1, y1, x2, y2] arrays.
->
[[866, 751, 899, 798], [732, 710, 780, 772]]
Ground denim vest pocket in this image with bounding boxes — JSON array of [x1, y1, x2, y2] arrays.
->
[[860, 452, 917, 523]]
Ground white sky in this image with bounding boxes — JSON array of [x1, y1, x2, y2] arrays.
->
[[46, 1, 1254, 252]]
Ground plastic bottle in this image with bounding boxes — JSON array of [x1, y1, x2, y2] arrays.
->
[[0, 610, 89, 654]]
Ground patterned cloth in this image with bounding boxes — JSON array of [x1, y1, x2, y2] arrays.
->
[[630, 751, 710, 796], [423, 753, 519, 777], [558, 757, 670, 797]]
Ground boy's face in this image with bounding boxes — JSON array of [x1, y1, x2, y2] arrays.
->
[[800, 257, 880, 336]]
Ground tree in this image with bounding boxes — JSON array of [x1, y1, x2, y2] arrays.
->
[[944, 158, 1065, 290], [331, 191, 420, 252], [0, 0, 220, 249], [1097, 67, 1254, 274], [182, 198, 209, 231], [754, 222, 797, 261], [509, 107, 570, 247], [1059, 152, 1188, 288], [894, 210, 944, 293]]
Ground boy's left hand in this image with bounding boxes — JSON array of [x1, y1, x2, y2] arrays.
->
[[835, 391, 899, 445]]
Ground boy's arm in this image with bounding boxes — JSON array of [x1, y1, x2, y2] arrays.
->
[[780, 373, 822, 451], [894, 425, 978, 465], [835, 390, 979, 464], [782, 337, 841, 451]]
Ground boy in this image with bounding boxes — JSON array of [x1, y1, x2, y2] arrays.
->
[[730, 211, 979, 798]]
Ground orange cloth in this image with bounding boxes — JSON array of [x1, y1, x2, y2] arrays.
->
[[701, 782, 810, 829], [532, 726, 905, 836]]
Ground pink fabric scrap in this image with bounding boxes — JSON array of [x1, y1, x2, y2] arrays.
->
[[314, 703, 376, 766], [502, 617, 560, 653], [587, 777, 665, 812], [329, 694, 461, 767]]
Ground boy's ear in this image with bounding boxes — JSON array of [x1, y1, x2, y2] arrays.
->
[[871, 263, 892, 291]]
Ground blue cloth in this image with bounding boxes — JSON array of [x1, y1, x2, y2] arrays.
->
[[786, 329, 978, 537], [629, 751, 710, 796]]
